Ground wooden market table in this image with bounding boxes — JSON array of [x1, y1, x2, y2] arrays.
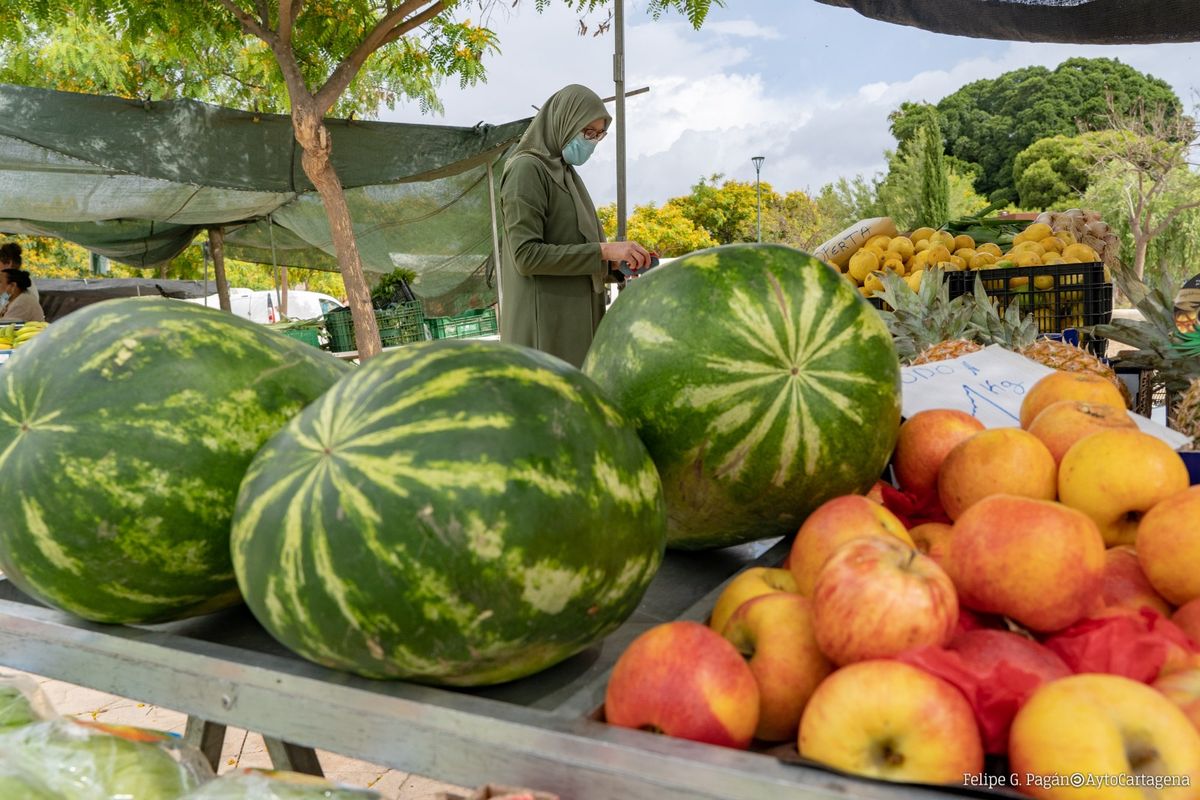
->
[[0, 539, 972, 800]]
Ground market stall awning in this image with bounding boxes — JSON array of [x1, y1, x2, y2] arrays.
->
[[815, 0, 1200, 44], [0, 84, 531, 315]]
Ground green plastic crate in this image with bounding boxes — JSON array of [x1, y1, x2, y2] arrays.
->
[[325, 301, 425, 352], [279, 327, 321, 348], [427, 307, 499, 340]]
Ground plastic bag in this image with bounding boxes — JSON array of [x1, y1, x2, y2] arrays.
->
[[182, 769, 380, 799], [1043, 607, 1198, 684], [0, 718, 213, 799], [879, 483, 953, 528], [899, 629, 1071, 754], [0, 672, 55, 728], [0, 752, 60, 799]]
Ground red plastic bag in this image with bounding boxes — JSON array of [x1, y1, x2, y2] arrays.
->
[[899, 630, 1071, 754], [880, 483, 953, 528], [1043, 607, 1198, 684]]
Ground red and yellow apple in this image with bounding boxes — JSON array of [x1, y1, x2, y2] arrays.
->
[[1027, 399, 1137, 464], [1102, 545, 1173, 617], [1019, 371, 1127, 429], [708, 567, 798, 634], [604, 621, 759, 749], [893, 409, 985, 495], [1060, 429, 1191, 547], [1175, 599, 1200, 645], [948, 495, 1105, 632], [908, 522, 953, 569], [1138, 486, 1200, 606], [799, 660, 983, 783], [938, 429, 1057, 520], [788, 495, 913, 596], [722, 592, 833, 742], [1155, 669, 1200, 733], [1010, 674, 1200, 799], [811, 536, 958, 665]]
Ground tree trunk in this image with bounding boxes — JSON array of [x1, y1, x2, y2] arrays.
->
[[208, 227, 232, 312], [158, 262, 168, 280], [291, 105, 380, 358], [280, 266, 289, 317], [1133, 236, 1150, 281]]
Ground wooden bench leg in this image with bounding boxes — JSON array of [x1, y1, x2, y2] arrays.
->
[[263, 736, 324, 776], [182, 717, 227, 773]]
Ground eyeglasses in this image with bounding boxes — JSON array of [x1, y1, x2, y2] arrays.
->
[[582, 128, 608, 142]]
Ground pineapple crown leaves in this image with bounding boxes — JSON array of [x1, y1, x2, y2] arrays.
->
[[966, 273, 1040, 350], [1090, 264, 1200, 392], [875, 268, 973, 362]]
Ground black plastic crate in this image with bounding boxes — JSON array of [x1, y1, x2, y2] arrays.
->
[[946, 262, 1112, 356]]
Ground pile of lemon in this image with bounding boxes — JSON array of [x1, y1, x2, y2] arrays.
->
[[845, 223, 1103, 298]]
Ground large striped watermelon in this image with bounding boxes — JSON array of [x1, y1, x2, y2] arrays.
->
[[583, 244, 901, 549], [0, 298, 349, 623], [231, 340, 667, 686]]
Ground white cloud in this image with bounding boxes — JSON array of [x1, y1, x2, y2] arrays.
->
[[706, 20, 783, 40]]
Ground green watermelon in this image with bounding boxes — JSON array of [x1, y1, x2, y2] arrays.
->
[[0, 298, 349, 623], [583, 244, 901, 549], [231, 340, 666, 686]]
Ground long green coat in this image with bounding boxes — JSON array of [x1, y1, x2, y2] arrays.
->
[[498, 85, 610, 369]]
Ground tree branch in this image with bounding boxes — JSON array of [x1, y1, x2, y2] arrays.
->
[[217, 0, 275, 44], [313, 0, 445, 114], [279, 0, 304, 46], [1147, 199, 1200, 239], [255, 0, 270, 27]]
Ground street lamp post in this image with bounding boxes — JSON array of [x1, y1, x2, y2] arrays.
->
[[752, 156, 765, 243]]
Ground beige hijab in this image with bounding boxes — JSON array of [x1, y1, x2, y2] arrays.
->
[[504, 85, 610, 289]]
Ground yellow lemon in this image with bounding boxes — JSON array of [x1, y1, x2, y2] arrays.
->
[[863, 272, 885, 294], [977, 242, 1003, 257], [1012, 241, 1047, 257], [1056, 230, 1076, 246], [1062, 244, 1100, 263], [1039, 236, 1063, 254], [866, 235, 892, 251], [953, 234, 975, 252], [954, 248, 977, 262], [882, 257, 906, 276], [1009, 277, 1030, 289], [968, 252, 997, 270], [848, 249, 880, 282], [914, 238, 932, 252], [933, 231, 957, 248], [926, 245, 952, 266], [947, 255, 967, 271], [910, 250, 933, 271], [1033, 276, 1056, 290], [886, 237, 915, 261], [1013, 250, 1042, 267], [1021, 222, 1053, 242], [1042, 254, 1065, 265], [910, 226, 937, 243], [906, 270, 924, 291], [1062, 256, 1082, 264]]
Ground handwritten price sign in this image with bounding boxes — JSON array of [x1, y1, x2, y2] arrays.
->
[[899, 345, 1190, 449]]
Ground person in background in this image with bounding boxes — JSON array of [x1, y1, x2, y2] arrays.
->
[[0, 268, 45, 323], [499, 84, 653, 368], [0, 243, 39, 314]]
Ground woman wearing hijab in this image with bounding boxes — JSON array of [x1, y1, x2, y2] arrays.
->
[[499, 84, 653, 368]]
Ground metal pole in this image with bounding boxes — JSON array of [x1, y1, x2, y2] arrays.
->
[[486, 160, 504, 329], [614, 0, 626, 243], [752, 156, 765, 243]]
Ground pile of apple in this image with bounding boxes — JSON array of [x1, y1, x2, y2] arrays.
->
[[603, 372, 1200, 797]]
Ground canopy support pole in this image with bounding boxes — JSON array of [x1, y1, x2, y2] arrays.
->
[[280, 266, 289, 318], [614, 0, 627, 243], [208, 227, 232, 313], [487, 160, 504, 327], [268, 215, 282, 318]]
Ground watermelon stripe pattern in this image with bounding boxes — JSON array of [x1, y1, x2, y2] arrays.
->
[[583, 244, 901, 549], [0, 298, 349, 623], [232, 340, 666, 686]]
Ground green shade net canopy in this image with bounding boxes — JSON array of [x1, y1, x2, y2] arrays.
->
[[0, 83, 530, 316], [816, 0, 1200, 44]]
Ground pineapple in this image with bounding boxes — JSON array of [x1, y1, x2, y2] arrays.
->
[[1175, 379, 1200, 451], [877, 270, 1131, 406], [1091, 264, 1200, 430]]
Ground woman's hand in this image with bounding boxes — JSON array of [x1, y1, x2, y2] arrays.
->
[[600, 240, 653, 271]]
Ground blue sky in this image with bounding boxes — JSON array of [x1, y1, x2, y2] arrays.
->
[[381, 1, 1200, 208]]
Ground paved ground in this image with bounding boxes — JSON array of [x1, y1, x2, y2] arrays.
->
[[12, 671, 466, 799]]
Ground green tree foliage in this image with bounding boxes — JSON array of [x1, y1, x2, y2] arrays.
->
[[889, 58, 1182, 205], [916, 106, 950, 228], [669, 174, 762, 244], [813, 176, 885, 239], [762, 190, 826, 251], [874, 136, 987, 231], [1012, 130, 1135, 208], [598, 202, 716, 257]]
